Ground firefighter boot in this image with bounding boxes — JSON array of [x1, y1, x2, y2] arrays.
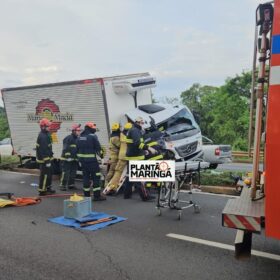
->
[[92, 187, 106, 201], [92, 194, 107, 201], [123, 180, 132, 199], [46, 187, 56, 194], [59, 185, 67, 191], [84, 189, 91, 197]]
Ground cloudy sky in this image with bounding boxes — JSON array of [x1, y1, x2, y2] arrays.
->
[[0, 0, 261, 106]]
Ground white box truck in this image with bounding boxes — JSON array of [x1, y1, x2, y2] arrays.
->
[[1, 72, 203, 170]]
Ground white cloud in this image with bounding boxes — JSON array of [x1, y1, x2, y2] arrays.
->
[[21, 76, 42, 85], [0, 0, 264, 107], [24, 66, 59, 74]]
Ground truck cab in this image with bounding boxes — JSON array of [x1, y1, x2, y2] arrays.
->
[[125, 103, 203, 161]]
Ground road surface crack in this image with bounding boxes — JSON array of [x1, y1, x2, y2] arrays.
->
[[77, 229, 131, 280]]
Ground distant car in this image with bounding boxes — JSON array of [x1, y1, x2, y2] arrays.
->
[[202, 136, 232, 169], [0, 138, 13, 156]]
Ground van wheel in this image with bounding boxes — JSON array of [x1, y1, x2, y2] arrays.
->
[[209, 164, 218, 169]]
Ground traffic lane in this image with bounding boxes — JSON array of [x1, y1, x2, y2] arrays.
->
[[1, 202, 279, 280], [1, 196, 279, 280], [0, 170, 278, 257], [0, 170, 279, 255], [0, 170, 228, 237], [217, 163, 264, 172], [1, 170, 237, 246], [0, 171, 279, 280]]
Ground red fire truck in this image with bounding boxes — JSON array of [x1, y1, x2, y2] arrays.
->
[[222, 1, 280, 258]]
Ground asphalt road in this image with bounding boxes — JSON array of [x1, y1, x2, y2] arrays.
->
[[0, 170, 279, 280], [217, 163, 264, 173]]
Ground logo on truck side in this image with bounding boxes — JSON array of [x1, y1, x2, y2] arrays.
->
[[27, 98, 73, 133]]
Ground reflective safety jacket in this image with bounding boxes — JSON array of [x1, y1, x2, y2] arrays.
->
[[118, 131, 128, 160], [125, 123, 148, 160], [61, 133, 79, 161], [77, 129, 102, 162], [36, 130, 53, 163], [109, 131, 121, 160], [143, 132, 164, 160]]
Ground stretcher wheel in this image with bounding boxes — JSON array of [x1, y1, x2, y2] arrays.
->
[[194, 204, 201, 214], [156, 207, 161, 216], [178, 210, 182, 220]]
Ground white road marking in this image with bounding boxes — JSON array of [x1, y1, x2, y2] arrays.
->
[[0, 170, 37, 176], [180, 189, 237, 198], [167, 233, 280, 261]]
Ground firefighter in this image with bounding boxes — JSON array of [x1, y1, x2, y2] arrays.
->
[[59, 124, 81, 191], [36, 118, 56, 196], [144, 125, 164, 189], [124, 117, 157, 201], [105, 122, 132, 194], [105, 123, 121, 185], [77, 122, 106, 201]]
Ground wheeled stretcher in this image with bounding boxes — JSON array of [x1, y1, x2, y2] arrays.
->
[[155, 161, 209, 220]]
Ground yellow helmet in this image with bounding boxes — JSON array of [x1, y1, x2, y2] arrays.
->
[[111, 122, 120, 131], [124, 122, 132, 130], [244, 178, 252, 186]]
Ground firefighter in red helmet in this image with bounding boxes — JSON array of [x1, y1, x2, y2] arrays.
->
[[36, 118, 56, 196], [59, 124, 81, 191]]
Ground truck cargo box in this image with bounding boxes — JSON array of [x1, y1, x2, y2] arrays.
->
[[1, 73, 154, 159]]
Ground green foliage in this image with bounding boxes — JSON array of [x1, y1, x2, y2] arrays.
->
[[0, 155, 19, 167], [222, 71, 251, 98], [181, 72, 251, 151], [200, 170, 245, 186], [0, 107, 10, 140]]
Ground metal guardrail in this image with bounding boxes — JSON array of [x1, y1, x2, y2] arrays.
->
[[232, 151, 264, 157]]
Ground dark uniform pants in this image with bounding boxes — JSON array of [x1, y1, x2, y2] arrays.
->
[[60, 161, 78, 187], [81, 161, 101, 198], [123, 178, 150, 200], [38, 162, 52, 192]]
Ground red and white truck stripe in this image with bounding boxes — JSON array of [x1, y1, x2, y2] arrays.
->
[[223, 214, 261, 233]]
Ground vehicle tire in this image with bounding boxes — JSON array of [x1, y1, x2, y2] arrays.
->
[[209, 163, 218, 169]]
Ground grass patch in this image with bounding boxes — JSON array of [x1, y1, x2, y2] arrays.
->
[[232, 155, 263, 163], [200, 170, 245, 186], [0, 155, 20, 167], [232, 156, 253, 163]]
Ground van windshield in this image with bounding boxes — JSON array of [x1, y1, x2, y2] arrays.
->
[[159, 108, 199, 134]]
